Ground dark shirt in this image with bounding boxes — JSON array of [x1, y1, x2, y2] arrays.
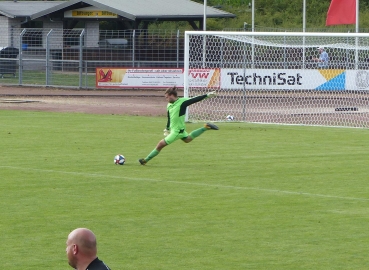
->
[[86, 257, 111, 270]]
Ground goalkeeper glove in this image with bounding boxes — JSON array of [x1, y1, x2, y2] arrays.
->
[[207, 91, 216, 98], [163, 129, 170, 137]]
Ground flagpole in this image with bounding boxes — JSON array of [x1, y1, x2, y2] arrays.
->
[[203, 0, 207, 30], [203, 0, 207, 68], [303, 0, 306, 32], [303, 0, 306, 68], [356, 0, 359, 33], [251, 0, 255, 68], [355, 0, 359, 69], [251, 0, 255, 32]]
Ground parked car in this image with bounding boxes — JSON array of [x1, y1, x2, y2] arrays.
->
[[98, 38, 128, 48]]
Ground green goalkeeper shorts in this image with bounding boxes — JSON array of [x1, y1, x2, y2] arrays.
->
[[164, 129, 189, 145]]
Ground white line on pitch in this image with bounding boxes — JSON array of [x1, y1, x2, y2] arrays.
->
[[2, 165, 369, 202]]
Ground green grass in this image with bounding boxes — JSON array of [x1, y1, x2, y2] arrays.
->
[[1, 110, 369, 269]]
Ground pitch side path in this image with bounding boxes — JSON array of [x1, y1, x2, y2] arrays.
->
[[0, 86, 181, 115], [0, 86, 182, 97]]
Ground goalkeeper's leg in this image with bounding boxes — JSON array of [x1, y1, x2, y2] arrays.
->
[[139, 125, 218, 165], [140, 140, 166, 164], [139, 131, 184, 165], [186, 123, 219, 142]]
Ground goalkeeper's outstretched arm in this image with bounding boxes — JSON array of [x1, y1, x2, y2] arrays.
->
[[179, 91, 217, 115]]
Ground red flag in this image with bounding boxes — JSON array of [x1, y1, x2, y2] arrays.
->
[[326, 0, 356, 26]]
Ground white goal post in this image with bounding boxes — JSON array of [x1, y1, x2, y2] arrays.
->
[[184, 31, 369, 128]]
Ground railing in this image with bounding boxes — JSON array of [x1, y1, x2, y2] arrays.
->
[[0, 28, 185, 88], [0, 28, 368, 89]]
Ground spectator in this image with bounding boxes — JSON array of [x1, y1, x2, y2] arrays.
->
[[66, 228, 111, 270], [313, 47, 329, 68]]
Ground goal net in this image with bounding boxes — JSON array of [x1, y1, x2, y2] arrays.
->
[[184, 31, 369, 128]]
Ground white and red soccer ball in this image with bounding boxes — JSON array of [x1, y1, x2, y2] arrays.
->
[[114, 154, 125, 165]]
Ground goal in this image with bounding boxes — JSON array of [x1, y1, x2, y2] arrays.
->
[[184, 31, 369, 128]]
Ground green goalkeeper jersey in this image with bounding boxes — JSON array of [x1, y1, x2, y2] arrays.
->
[[166, 94, 208, 131]]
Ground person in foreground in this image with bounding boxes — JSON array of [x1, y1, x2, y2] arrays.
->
[[139, 86, 218, 165], [66, 228, 111, 270]]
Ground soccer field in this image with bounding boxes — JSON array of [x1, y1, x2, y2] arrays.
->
[[1, 110, 369, 269]]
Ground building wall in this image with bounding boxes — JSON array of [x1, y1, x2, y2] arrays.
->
[[0, 17, 64, 49], [0, 16, 100, 49], [43, 19, 63, 49], [9, 19, 24, 49], [0, 16, 10, 48], [0, 17, 24, 48], [85, 21, 100, 47], [0, 16, 16, 48]]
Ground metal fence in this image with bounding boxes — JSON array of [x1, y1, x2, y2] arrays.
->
[[0, 28, 185, 88], [1, 27, 368, 89]]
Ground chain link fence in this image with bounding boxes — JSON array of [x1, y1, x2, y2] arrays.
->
[[0, 28, 185, 88]]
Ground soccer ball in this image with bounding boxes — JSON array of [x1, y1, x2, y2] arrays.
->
[[114, 154, 125, 165], [226, 115, 235, 121]]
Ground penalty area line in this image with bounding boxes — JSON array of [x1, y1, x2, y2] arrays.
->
[[1, 165, 369, 202]]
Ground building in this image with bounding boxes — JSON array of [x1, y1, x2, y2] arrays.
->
[[0, 0, 235, 48]]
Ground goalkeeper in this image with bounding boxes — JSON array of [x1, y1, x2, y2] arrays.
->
[[139, 86, 218, 165]]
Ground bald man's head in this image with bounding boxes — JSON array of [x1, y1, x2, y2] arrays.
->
[[68, 228, 97, 255], [66, 228, 98, 269]]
